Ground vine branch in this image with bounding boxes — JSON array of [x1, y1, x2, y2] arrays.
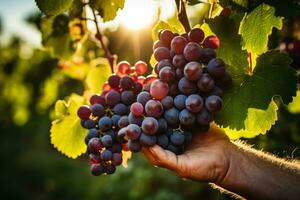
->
[[175, 0, 191, 32], [91, 9, 116, 73]]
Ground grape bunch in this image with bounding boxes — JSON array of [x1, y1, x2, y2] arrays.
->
[[119, 28, 232, 154], [77, 60, 150, 176]]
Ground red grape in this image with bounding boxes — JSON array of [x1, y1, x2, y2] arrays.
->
[[135, 61, 148, 75], [117, 61, 131, 74], [150, 79, 169, 100], [188, 28, 205, 43], [203, 35, 220, 49], [154, 47, 171, 61], [171, 36, 188, 54], [131, 102, 144, 116]]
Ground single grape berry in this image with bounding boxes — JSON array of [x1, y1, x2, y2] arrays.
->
[[160, 29, 175, 46], [120, 76, 134, 90], [105, 90, 121, 106], [150, 80, 169, 100], [137, 91, 152, 106], [91, 164, 105, 176], [105, 164, 116, 174], [173, 54, 186, 69], [197, 73, 215, 92], [174, 94, 187, 110], [135, 61, 148, 75], [170, 131, 185, 146], [171, 36, 188, 54], [131, 102, 144, 116], [205, 95, 222, 112], [126, 124, 142, 140], [142, 117, 159, 135], [159, 67, 175, 83], [121, 90, 136, 105], [157, 134, 169, 148], [77, 106, 91, 120], [108, 74, 120, 88], [90, 104, 104, 117], [101, 134, 113, 147], [179, 109, 196, 126], [153, 40, 167, 50], [118, 116, 129, 128], [145, 100, 164, 118], [88, 138, 102, 154], [158, 118, 168, 133], [118, 61, 131, 75], [101, 149, 113, 161], [89, 154, 101, 164], [161, 96, 174, 110], [183, 42, 202, 61], [178, 77, 197, 95], [184, 61, 203, 81], [154, 47, 171, 61], [203, 35, 220, 49], [111, 115, 121, 128], [164, 108, 179, 126], [84, 119, 96, 129], [207, 58, 226, 78], [185, 94, 203, 113], [188, 28, 205, 43], [98, 117, 112, 131]]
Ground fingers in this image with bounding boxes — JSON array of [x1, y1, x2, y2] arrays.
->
[[142, 145, 179, 172]]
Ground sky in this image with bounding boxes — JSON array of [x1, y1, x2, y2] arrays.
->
[[0, 0, 41, 46]]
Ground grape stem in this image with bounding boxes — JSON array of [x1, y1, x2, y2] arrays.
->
[[91, 9, 116, 73], [175, 0, 191, 32]]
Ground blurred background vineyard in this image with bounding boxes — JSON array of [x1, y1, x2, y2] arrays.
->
[[0, 0, 300, 199]]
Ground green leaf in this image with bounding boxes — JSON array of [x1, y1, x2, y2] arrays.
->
[[90, 0, 125, 22], [85, 58, 111, 93], [215, 51, 297, 134], [287, 90, 300, 114], [152, 20, 185, 41], [40, 15, 77, 59], [203, 15, 249, 76], [50, 94, 87, 159], [35, 0, 73, 16], [239, 3, 282, 55]]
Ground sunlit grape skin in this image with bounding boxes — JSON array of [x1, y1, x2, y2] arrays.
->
[[203, 35, 220, 49], [150, 80, 169, 100], [188, 28, 205, 43], [184, 61, 203, 81]]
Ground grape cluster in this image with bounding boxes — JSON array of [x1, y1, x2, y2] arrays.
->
[[76, 28, 232, 176], [77, 61, 150, 176]]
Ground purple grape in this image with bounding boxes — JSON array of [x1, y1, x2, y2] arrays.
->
[[184, 61, 203, 81], [179, 109, 196, 126], [88, 138, 102, 154], [171, 36, 188, 54], [142, 117, 159, 135], [91, 163, 105, 176], [120, 76, 134, 90], [118, 116, 129, 128], [196, 108, 212, 125], [101, 135, 113, 147], [137, 91, 152, 106], [101, 149, 113, 161], [77, 105, 91, 120], [121, 90, 136, 105], [139, 133, 157, 147], [200, 48, 216, 64], [105, 90, 121, 106], [154, 47, 171, 61], [157, 134, 169, 148], [159, 67, 175, 83], [178, 77, 197, 95], [112, 153, 123, 166], [172, 54, 186, 69], [170, 131, 185, 146], [145, 100, 164, 118], [126, 124, 141, 140], [205, 95, 222, 112], [128, 112, 143, 126], [185, 94, 203, 113], [174, 94, 187, 110], [128, 139, 142, 152], [90, 104, 104, 117], [183, 42, 201, 61], [85, 128, 99, 144], [98, 116, 112, 131], [197, 73, 215, 92], [113, 103, 128, 115], [207, 58, 226, 78], [161, 96, 174, 110], [164, 108, 179, 126], [108, 74, 120, 88]]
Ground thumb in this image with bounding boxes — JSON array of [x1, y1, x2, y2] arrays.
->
[[142, 145, 179, 172]]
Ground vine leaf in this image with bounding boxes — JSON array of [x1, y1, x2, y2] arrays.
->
[[40, 15, 77, 59], [50, 94, 87, 159], [239, 3, 282, 56], [85, 58, 111, 93], [287, 90, 300, 114], [35, 0, 73, 16], [215, 51, 297, 133], [152, 20, 185, 41], [89, 0, 125, 22]]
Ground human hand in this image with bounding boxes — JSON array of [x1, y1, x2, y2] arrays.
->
[[142, 124, 233, 184]]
